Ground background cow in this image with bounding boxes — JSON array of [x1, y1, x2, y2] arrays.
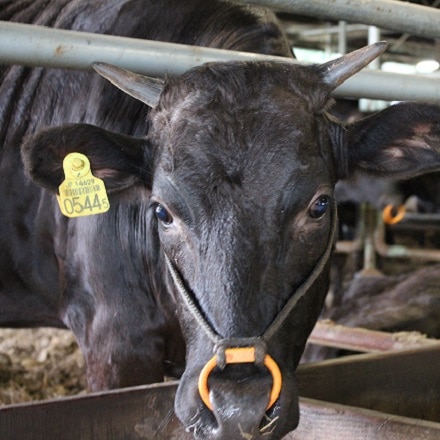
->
[[0, 0, 292, 386]]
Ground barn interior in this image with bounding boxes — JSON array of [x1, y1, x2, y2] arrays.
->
[[0, 1, 440, 439]]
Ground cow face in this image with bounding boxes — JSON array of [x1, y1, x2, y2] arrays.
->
[[22, 43, 440, 440], [149, 62, 337, 438]]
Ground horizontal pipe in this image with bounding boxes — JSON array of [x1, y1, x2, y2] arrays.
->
[[1, 21, 440, 102], [0, 21, 282, 76], [286, 24, 369, 38], [392, 212, 440, 225], [308, 320, 439, 352], [243, 0, 440, 40], [375, 214, 440, 261], [335, 239, 363, 254], [388, 212, 440, 232], [339, 69, 440, 102]]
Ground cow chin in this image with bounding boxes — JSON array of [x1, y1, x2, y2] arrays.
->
[[174, 364, 299, 440]]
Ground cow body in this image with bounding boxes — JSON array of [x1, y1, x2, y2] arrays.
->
[[3, 1, 440, 439], [0, 0, 292, 388], [303, 264, 440, 363]]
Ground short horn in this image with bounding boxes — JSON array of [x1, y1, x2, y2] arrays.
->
[[93, 62, 165, 108], [319, 41, 388, 90]]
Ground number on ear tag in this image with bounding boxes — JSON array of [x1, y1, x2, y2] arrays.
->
[[56, 152, 110, 218]]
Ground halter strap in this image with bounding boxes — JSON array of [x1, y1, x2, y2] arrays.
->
[[164, 197, 337, 345], [262, 198, 337, 341]]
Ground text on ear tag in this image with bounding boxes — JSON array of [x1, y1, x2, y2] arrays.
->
[[56, 152, 110, 218]]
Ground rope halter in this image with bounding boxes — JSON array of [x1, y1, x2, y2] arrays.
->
[[164, 197, 337, 412]]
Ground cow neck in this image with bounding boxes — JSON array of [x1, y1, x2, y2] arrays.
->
[[164, 198, 338, 354]]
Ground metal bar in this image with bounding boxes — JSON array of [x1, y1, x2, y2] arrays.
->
[[340, 69, 440, 102], [367, 26, 381, 70], [297, 344, 440, 425], [291, 398, 440, 440], [335, 239, 363, 253], [308, 320, 440, 352], [1, 21, 440, 102], [1, 379, 440, 439], [388, 213, 440, 232], [338, 21, 347, 55], [401, 212, 440, 224], [286, 23, 369, 38], [362, 204, 381, 274], [242, 0, 440, 40], [0, 21, 286, 76], [375, 212, 440, 261]]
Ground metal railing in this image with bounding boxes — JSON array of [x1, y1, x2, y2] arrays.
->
[[0, 21, 439, 102]]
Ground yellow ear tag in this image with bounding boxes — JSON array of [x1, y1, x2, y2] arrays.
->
[[56, 152, 110, 218]]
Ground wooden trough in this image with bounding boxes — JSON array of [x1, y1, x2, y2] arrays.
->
[[0, 324, 439, 440]]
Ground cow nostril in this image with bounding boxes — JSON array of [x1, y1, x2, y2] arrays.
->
[[175, 367, 300, 440], [204, 365, 274, 438]]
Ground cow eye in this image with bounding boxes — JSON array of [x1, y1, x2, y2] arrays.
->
[[309, 195, 330, 219], [155, 204, 173, 225]]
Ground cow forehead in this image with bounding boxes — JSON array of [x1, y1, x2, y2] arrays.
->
[[150, 62, 333, 212], [157, 108, 328, 184], [152, 120, 331, 227], [152, 61, 329, 149]]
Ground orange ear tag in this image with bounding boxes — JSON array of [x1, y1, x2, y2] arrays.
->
[[57, 152, 110, 218], [382, 204, 406, 225]]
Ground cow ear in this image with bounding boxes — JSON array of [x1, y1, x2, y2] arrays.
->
[[21, 123, 153, 194], [335, 102, 440, 180]]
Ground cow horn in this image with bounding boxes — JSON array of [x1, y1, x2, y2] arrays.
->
[[92, 62, 165, 108], [319, 41, 388, 90]]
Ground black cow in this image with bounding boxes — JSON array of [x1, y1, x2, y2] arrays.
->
[[0, 0, 291, 385], [20, 55, 440, 439], [4, 2, 440, 440]]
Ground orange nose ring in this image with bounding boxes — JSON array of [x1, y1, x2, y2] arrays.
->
[[198, 346, 283, 412], [382, 204, 406, 225]]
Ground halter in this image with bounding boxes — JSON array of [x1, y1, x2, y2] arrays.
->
[[164, 198, 337, 411]]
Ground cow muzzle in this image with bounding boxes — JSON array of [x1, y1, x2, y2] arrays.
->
[[197, 340, 284, 439], [203, 367, 276, 439], [175, 355, 299, 440], [166, 198, 337, 439]]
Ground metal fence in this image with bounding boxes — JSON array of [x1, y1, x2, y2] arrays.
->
[[0, 0, 439, 102]]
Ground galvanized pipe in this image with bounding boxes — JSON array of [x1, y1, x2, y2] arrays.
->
[[338, 69, 440, 102], [367, 26, 381, 70], [1, 21, 440, 102], [287, 23, 369, 39], [360, 204, 382, 275], [243, 0, 440, 40], [389, 212, 440, 231], [375, 212, 440, 261], [0, 21, 286, 76], [309, 320, 439, 352], [338, 21, 347, 55]]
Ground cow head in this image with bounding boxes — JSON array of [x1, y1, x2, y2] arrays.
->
[[21, 43, 440, 439]]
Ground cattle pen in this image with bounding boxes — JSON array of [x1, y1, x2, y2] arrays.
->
[[1, 0, 440, 439], [1, 327, 440, 439]]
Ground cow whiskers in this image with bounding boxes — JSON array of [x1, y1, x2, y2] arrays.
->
[[260, 414, 279, 435], [185, 410, 205, 436]]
